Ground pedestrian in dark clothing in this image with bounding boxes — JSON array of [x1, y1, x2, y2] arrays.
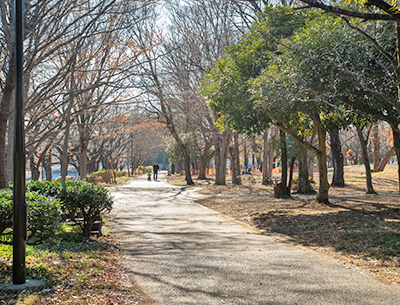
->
[[153, 162, 159, 181]]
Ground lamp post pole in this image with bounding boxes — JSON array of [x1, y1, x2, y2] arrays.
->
[[12, 0, 26, 285]]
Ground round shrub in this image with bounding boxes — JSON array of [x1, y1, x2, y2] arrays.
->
[[27, 180, 63, 197], [26, 192, 62, 244], [53, 176, 74, 182], [0, 190, 62, 244], [86, 170, 111, 184], [60, 180, 113, 237]]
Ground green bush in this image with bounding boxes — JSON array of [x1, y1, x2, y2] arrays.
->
[[26, 192, 62, 244], [59, 180, 113, 237], [27, 180, 63, 197], [115, 170, 127, 178], [0, 190, 62, 244], [0, 189, 13, 237], [137, 166, 153, 174], [1, 180, 113, 240], [53, 176, 74, 182], [86, 170, 111, 184]]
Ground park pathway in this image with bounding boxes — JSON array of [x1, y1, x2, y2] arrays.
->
[[109, 172, 400, 305]]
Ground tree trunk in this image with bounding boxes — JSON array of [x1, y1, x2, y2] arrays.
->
[[30, 155, 40, 181], [288, 155, 296, 195], [244, 142, 248, 170], [61, 52, 76, 183], [167, 123, 194, 184], [215, 130, 231, 185], [262, 128, 269, 185], [43, 149, 52, 181], [198, 152, 208, 180], [230, 132, 241, 185], [229, 147, 236, 184], [356, 126, 377, 194], [297, 146, 314, 194], [198, 142, 212, 180], [330, 129, 345, 187], [273, 132, 290, 198], [307, 135, 316, 180], [279, 130, 289, 196], [313, 114, 330, 204], [80, 141, 88, 178], [182, 151, 193, 185], [378, 147, 395, 172], [6, 105, 14, 185], [0, 55, 15, 188], [391, 126, 400, 193], [308, 151, 315, 179], [373, 124, 380, 172], [268, 136, 274, 178]]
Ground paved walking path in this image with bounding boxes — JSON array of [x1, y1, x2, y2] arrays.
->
[[110, 172, 400, 304]]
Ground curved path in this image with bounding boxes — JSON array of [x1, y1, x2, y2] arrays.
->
[[110, 172, 400, 304]]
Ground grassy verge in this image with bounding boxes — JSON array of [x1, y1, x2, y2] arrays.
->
[[167, 166, 400, 284], [0, 224, 145, 304]]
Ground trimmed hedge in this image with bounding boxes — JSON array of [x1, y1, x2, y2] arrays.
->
[[0, 180, 113, 242], [0, 189, 12, 237], [27, 180, 63, 197], [59, 180, 112, 237], [26, 192, 62, 243], [86, 169, 128, 185], [0, 190, 62, 244]]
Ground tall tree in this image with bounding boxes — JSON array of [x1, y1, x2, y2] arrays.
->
[[297, 0, 400, 191]]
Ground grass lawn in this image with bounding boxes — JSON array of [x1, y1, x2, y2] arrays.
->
[[0, 223, 147, 305], [166, 164, 400, 285]]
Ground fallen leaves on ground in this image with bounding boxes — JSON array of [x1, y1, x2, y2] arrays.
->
[[168, 165, 400, 285]]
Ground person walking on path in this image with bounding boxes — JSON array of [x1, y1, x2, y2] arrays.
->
[[153, 162, 159, 181]]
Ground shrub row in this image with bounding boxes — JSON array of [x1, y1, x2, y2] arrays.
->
[[0, 189, 62, 244], [86, 169, 127, 185], [0, 180, 113, 244]]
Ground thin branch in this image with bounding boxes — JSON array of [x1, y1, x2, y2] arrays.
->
[[299, 0, 395, 21]]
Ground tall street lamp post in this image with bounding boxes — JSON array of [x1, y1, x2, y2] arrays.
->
[[13, 0, 27, 285]]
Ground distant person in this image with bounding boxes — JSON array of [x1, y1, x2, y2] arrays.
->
[[147, 170, 151, 181], [153, 162, 160, 181]]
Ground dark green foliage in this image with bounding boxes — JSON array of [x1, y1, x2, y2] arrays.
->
[[27, 180, 63, 197], [0, 190, 62, 244], [59, 180, 113, 237], [0, 189, 13, 237], [26, 193, 62, 244], [1, 180, 113, 242]]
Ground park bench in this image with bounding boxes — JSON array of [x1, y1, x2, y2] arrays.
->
[[265, 177, 281, 186]]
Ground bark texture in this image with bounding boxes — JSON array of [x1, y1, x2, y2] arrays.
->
[[373, 124, 380, 172], [214, 130, 231, 185], [297, 146, 314, 194], [313, 114, 330, 204], [262, 129, 270, 185], [330, 130, 345, 187], [356, 127, 377, 194]]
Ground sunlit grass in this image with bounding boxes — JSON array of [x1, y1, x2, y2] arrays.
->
[[0, 224, 135, 304]]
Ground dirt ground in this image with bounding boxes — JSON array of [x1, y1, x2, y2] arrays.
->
[[167, 164, 400, 286]]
